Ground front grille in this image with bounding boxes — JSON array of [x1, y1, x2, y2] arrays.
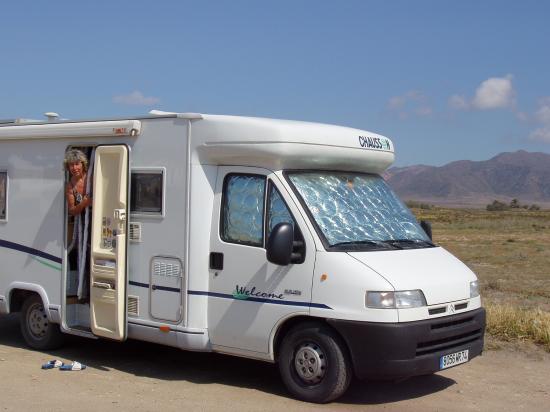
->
[[429, 306, 447, 315], [416, 328, 482, 356], [455, 302, 468, 310], [431, 316, 474, 330]]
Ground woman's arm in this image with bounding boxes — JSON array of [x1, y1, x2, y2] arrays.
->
[[66, 183, 92, 216]]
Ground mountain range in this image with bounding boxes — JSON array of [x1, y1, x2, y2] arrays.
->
[[384, 150, 550, 207]]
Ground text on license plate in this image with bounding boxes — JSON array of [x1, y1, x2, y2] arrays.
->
[[440, 349, 469, 370]]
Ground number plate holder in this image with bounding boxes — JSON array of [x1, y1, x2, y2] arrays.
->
[[440, 349, 469, 370]]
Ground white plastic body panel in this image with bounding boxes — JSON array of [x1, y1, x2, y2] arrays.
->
[[0, 120, 141, 140], [207, 166, 317, 355], [90, 145, 129, 340], [150, 256, 182, 322], [191, 115, 394, 174], [0, 138, 64, 320], [310, 252, 398, 323], [348, 247, 478, 305]]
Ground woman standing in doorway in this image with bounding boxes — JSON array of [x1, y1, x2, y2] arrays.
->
[[64, 149, 92, 215], [64, 149, 93, 302]]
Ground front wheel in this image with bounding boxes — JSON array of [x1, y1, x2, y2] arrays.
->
[[278, 323, 352, 403], [20, 295, 64, 350]]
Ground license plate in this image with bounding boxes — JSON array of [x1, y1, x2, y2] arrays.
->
[[440, 349, 469, 370]]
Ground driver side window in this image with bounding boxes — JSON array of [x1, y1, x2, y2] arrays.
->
[[220, 174, 302, 260], [221, 174, 266, 247], [266, 183, 295, 238]]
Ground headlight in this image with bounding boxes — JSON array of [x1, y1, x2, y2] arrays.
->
[[366, 290, 426, 309], [470, 280, 480, 298], [366, 291, 395, 308]]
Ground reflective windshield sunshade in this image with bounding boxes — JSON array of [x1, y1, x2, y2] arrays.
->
[[288, 172, 429, 247]]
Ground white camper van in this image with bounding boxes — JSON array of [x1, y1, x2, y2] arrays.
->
[[0, 112, 485, 403]]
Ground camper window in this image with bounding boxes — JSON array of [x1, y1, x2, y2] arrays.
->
[[0, 171, 7, 221], [266, 183, 295, 237], [130, 169, 165, 216], [221, 174, 266, 247]]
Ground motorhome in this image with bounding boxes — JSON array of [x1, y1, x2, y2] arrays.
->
[[0, 112, 485, 403]]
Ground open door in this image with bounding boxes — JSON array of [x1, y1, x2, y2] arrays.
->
[[90, 145, 129, 340]]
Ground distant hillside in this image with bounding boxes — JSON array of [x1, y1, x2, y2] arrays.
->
[[385, 151, 550, 207]]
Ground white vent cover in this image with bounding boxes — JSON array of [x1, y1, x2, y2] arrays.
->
[[153, 260, 181, 278], [129, 222, 142, 242], [128, 295, 139, 316]]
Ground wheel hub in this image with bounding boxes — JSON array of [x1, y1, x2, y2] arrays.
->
[[294, 342, 326, 384], [28, 302, 48, 339]]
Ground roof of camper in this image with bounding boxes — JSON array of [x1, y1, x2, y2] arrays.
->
[[0, 112, 395, 173], [193, 114, 395, 173]]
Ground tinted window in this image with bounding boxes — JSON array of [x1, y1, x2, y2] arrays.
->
[[131, 172, 163, 214], [266, 184, 295, 238], [221, 174, 266, 246]]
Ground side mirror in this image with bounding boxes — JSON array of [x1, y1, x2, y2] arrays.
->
[[420, 220, 433, 241], [266, 222, 294, 266]]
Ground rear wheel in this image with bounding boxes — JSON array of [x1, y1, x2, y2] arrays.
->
[[20, 295, 64, 350], [278, 322, 352, 403]]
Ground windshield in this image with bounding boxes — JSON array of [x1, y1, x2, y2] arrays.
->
[[287, 172, 432, 250]]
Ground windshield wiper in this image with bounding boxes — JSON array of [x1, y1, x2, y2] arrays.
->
[[330, 240, 397, 250], [383, 239, 436, 249]]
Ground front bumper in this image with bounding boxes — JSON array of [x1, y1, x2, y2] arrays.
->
[[328, 307, 486, 380]]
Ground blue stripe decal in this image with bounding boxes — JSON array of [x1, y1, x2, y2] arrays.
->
[[0, 239, 62, 264], [154, 285, 181, 293], [188, 290, 332, 310], [128, 282, 332, 310], [129, 280, 150, 289]]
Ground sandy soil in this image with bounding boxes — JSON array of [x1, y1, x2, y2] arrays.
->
[[1, 313, 549, 411]]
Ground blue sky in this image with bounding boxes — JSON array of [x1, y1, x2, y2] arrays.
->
[[1, 0, 549, 166]]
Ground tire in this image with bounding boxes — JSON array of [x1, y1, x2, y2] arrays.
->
[[278, 322, 352, 403], [20, 294, 64, 350]]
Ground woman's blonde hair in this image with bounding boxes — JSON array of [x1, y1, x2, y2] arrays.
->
[[64, 149, 88, 172]]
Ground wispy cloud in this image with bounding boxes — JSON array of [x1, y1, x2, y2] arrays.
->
[[530, 97, 550, 143], [448, 94, 469, 110], [449, 75, 516, 111], [387, 90, 433, 118], [530, 128, 550, 142], [113, 91, 160, 106], [415, 106, 433, 116], [534, 97, 550, 123]]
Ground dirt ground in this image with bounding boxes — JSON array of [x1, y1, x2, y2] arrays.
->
[[0, 314, 549, 411]]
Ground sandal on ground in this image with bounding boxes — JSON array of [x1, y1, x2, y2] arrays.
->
[[41, 360, 63, 369], [60, 361, 86, 371]]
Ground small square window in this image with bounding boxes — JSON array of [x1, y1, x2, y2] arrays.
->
[[0, 171, 7, 221], [130, 169, 165, 216]]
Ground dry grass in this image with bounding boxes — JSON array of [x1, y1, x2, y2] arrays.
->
[[411, 207, 550, 350], [485, 301, 550, 351]]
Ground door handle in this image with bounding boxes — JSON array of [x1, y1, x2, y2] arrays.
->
[[93, 281, 113, 290], [209, 252, 224, 270]]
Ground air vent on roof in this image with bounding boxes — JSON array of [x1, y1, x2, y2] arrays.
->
[[129, 222, 142, 242], [44, 112, 59, 122]]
